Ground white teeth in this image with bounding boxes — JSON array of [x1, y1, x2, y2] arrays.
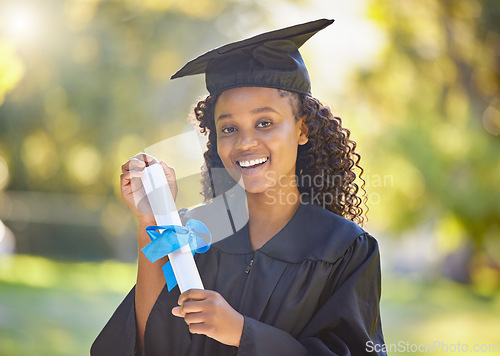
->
[[238, 157, 268, 168]]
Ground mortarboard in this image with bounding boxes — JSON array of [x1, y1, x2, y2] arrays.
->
[[171, 18, 334, 95]]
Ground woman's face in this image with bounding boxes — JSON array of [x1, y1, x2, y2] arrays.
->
[[214, 87, 308, 195]]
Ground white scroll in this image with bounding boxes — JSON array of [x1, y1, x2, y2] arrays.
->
[[141, 163, 204, 293]]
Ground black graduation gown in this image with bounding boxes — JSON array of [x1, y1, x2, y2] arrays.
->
[[91, 202, 386, 355]]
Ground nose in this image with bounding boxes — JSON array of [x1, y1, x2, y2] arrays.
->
[[235, 129, 258, 151]]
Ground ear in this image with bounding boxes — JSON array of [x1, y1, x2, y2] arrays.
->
[[298, 115, 309, 145]]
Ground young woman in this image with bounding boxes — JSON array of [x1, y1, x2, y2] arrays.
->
[[92, 19, 385, 355]]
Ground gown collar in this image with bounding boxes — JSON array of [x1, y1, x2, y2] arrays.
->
[[213, 202, 307, 257], [183, 188, 366, 263], [211, 201, 366, 263]]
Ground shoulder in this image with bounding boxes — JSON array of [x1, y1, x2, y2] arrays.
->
[[267, 203, 378, 264], [299, 203, 366, 240]]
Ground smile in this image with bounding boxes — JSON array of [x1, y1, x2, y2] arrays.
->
[[237, 157, 268, 169]]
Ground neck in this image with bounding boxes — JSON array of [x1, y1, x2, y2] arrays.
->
[[245, 184, 301, 250]]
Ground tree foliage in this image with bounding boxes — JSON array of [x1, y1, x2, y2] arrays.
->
[[352, 0, 500, 275]]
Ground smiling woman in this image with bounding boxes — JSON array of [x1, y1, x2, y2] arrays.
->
[[197, 87, 366, 224], [214, 87, 308, 196], [92, 19, 386, 356]]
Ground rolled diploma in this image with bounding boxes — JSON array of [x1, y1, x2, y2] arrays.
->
[[141, 163, 204, 293]]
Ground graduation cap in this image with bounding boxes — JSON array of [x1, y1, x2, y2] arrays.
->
[[171, 18, 334, 95]]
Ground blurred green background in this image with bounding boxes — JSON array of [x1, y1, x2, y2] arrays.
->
[[1, 0, 499, 355]]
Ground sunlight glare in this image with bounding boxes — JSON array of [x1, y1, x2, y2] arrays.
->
[[2, 4, 40, 42]]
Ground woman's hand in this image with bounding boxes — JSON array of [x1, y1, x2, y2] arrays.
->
[[120, 153, 178, 225], [172, 289, 244, 347]]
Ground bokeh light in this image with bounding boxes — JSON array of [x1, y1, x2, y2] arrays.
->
[[1, 3, 42, 42], [0, 156, 9, 191]]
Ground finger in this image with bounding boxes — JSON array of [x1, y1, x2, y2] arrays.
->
[[171, 305, 204, 319], [129, 158, 146, 171], [130, 176, 145, 194], [160, 160, 176, 178], [178, 289, 210, 305], [121, 157, 146, 173], [132, 153, 159, 166], [121, 176, 145, 200], [188, 322, 208, 335], [171, 306, 182, 317], [180, 300, 205, 315], [121, 161, 130, 173], [183, 311, 205, 325], [120, 171, 144, 185]]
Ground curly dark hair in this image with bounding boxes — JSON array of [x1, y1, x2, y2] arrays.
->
[[193, 90, 368, 225]]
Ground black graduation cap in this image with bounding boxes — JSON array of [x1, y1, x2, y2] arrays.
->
[[171, 18, 334, 95]]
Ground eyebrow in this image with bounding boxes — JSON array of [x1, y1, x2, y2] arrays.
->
[[216, 113, 233, 122], [216, 106, 280, 123], [215, 106, 279, 122], [251, 106, 279, 115]]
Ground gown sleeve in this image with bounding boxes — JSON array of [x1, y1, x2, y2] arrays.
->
[[90, 287, 138, 355], [91, 209, 191, 356], [237, 234, 385, 356]]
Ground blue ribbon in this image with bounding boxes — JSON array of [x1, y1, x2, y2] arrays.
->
[[141, 219, 211, 292]]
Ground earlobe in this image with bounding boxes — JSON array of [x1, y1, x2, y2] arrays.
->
[[298, 116, 309, 145]]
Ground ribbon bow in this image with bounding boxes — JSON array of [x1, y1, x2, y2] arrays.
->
[[141, 219, 211, 291]]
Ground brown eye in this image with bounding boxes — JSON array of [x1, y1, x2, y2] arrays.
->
[[256, 121, 272, 128], [221, 126, 236, 134]]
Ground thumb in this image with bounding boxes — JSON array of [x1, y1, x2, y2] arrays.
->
[[171, 306, 182, 317], [160, 160, 176, 179], [160, 160, 178, 200]]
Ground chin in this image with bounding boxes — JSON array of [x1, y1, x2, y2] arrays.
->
[[240, 183, 267, 195], [235, 176, 267, 194]]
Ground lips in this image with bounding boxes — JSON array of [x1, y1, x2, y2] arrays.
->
[[235, 156, 269, 176], [237, 157, 268, 168]]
